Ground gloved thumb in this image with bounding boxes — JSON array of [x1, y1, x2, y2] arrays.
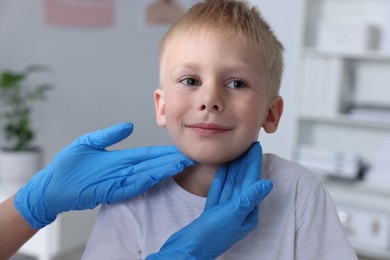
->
[[238, 180, 273, 209], [75, 122, 134, 149]]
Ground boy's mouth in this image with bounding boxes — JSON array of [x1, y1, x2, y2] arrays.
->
[[186, 123, 233, 136]]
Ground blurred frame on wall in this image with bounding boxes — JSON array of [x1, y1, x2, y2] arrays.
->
[[45, 0, 115, 28], [138, 0, 198, 30]]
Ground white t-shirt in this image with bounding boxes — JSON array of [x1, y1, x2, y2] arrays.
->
[[82, 154, 357, 259]]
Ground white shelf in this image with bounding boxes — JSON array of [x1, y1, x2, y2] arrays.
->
[[303, 48, 390, 61], [325, 179, 390, 205], [296, 0, 390, 257], [297, 114, 390, 131]]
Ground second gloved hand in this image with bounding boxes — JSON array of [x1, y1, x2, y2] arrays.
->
[[148, 142, 272, 259], [14, 122, 195, 230]]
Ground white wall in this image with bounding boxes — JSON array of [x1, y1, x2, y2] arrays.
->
[[0, 0, 300, 164]]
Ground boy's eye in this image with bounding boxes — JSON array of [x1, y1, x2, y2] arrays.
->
[[179, 77, 200, 87], [226, 80, 247, 90]]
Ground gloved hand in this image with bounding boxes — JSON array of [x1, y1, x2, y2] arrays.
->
[[14, 122, 195, 230], [147, 142, 273, 259]]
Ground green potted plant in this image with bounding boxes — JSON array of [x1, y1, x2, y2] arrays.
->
[[0, 65, 52, 194]]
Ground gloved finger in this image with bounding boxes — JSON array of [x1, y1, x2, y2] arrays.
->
[[113, 145, 183, 164], [229, 142, 263, 199], [128, 152, 195, 174], [134, 157, 195, 183], [240, 142, 263, 190], [234, 160, 261, 199], [218, 161, 239, 204], [75, 122, 134, 149], [229, 158, 243, 199], [205, 165, 227, 210], [109, 159, 195, 202]]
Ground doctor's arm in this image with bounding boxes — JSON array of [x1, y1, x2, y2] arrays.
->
[[0, 196, 37, 259]]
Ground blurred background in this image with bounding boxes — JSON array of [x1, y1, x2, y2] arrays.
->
[[0, 0, 389, 259]]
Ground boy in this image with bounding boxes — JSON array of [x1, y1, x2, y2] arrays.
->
[[83, 0, 357, 259]]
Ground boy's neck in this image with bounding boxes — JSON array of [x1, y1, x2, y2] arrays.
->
[[173, 163, 220, 197]]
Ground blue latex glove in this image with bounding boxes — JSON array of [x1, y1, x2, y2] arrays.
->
[[147, 142, 273, 259], [14, 122, 195, 230]]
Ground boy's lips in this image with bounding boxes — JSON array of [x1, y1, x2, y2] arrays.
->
[[186, 123, 233, 136]]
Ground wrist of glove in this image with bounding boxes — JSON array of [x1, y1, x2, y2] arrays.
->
[[14, 167, 58, 229]]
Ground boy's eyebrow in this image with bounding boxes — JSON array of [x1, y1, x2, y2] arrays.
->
[[171, 62, 262, 76], [224, 64, 265, 82], [171, 63, 200, 73], [225, 64, 261, 74]]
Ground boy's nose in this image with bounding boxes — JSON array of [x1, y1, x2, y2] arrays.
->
[[200, 103, 220, 111], [198, 85, 225, 112]]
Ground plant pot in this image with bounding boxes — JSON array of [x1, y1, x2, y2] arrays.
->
[[0, 148, 42, 195]]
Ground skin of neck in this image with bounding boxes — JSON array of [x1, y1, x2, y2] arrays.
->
[[173, 163, 221, 197]]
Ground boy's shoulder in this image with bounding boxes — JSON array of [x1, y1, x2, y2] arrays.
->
[[261, 153, 333, 224], [263, 153, 321, 180], [262, 153, 324, 196]]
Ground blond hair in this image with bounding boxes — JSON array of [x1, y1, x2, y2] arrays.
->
[[159, 0, 284, 97]]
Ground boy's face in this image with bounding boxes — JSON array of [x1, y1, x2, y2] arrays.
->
[[155, 30, 282, 165]]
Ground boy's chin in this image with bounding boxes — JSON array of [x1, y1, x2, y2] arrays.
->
[[175, 141, 255, 165], [184, 151, 241, 166]]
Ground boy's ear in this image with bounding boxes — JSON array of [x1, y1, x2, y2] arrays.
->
[[263, 95, 284, 133], [154, 88, 166, 127]]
